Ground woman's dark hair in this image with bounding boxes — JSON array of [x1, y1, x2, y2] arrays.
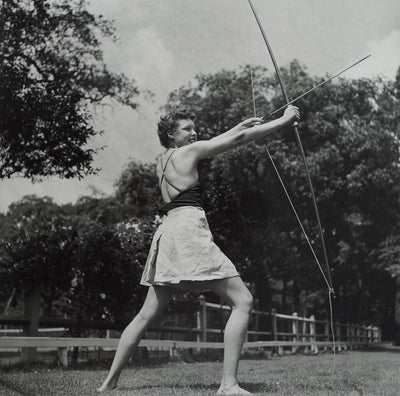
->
[[157, 109, 196, 148]]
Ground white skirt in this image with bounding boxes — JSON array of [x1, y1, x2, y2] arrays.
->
[[140, 206, 239, 286]]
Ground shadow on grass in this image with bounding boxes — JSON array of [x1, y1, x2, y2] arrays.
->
[[0, 356, 172, 373], [117, 381, 279, 393], [0, 377, 32, 396], [356, 346, 400, 353]]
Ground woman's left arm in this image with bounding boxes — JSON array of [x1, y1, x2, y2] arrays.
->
[[212, 118, 263, 141], [184, 106, 300, 160]]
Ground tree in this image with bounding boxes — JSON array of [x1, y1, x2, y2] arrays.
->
[[0, 194, 154, 328], [0, 0, 140, 179], [114, 160, 162, 217], [67, 219, 146, 328], [161, 62, 400, 337], [0, 196, 76, 315], [66, 195, 134, 227]]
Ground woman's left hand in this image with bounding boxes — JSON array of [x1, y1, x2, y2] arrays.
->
[[236, 117, 263, 131]]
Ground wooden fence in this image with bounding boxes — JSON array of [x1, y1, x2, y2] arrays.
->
[[195, 296, 382, 354], [0, 295, 384, 367]]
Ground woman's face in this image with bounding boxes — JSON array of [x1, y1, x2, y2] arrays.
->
[[171, 119, 197, 147]]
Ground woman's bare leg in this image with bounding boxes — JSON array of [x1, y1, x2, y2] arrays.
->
[[97, 285, 174, 392], [209, 276, 253, 395]]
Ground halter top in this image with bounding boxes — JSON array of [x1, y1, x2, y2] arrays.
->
[[159, 150, 203, 214]]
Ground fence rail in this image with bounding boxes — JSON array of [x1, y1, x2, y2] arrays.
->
[[0, 295, 383, 367]]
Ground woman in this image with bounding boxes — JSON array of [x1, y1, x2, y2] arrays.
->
[[98, 105, 300, 395]]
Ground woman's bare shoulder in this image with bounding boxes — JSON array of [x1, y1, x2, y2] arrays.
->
[[168, 146, 198, 174]]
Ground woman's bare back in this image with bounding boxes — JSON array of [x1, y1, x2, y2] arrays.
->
[[157, 148, 199, 204]]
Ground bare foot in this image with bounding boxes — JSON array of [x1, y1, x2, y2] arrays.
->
[[217, 383, 252, 395], [97, 380, 117, 393]]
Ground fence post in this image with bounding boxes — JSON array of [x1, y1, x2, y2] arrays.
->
[[370, 326, 375, 343], [324, 320, 329, 352], [169, 341, 178, 361], [347, 323, 353, 349], [377, 326, 380, 343], [57, 347, 69, 367], [335, 322, 341, 352], [344, 322, 350, 351], [291, 312, 298, 354], [374, 326, 379, 343], [378, 326, 382, 343], [254, 299, 259, 342], [360, 325, 365, 346], [349, 323, 354, 350], [196, 297, 201, 352], [310, 315, 317, 354], [356, 325, 361, 349], [271, 309, 280, 355], [302, 318, 310, 353], [367, 325, 372, 346], [198, 295, 207, 342]]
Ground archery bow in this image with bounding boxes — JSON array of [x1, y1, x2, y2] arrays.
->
[[247, 0, 337, 368], [248, 0, 334, 291]]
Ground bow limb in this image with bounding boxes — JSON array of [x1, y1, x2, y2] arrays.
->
[[248, 0, 334, 292]]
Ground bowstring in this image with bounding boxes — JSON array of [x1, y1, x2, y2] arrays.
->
[[249, 64, 336, 373], [249, 64, 257, 118]]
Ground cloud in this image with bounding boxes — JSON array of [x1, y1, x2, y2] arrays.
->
[[102, 24, 175, 97], [131, 26, 174, 81], [0, 177, 108, 213], [345, 30, 400, 80]]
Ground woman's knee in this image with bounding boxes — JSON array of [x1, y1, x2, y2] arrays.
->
[[232, 290, 254, 314], [136, 305, 159, 323], [237, 289, 254, 313], [212, 277, 254, 313], [136, 286, 173, 323]]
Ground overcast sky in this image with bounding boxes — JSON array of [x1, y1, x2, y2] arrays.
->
[[1, 0, 400, 213]]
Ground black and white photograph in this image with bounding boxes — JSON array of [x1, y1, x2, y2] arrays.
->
[[1, 0, 400, 395]]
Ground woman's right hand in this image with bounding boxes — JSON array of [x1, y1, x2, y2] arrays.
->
[[282, 105, 300, 125]]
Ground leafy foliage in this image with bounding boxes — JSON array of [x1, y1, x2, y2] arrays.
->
[[0, 196, 76, 314], [0, 0, 140, 179], [0, 195, 155, 323], [114, 160, 163, 216], [67, 219, 147, 324]]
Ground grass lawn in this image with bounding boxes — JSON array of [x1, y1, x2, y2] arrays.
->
[[1, 350, 400, 395]]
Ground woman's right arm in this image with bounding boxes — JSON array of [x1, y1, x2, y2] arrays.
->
[[186, 105, 300, 160]]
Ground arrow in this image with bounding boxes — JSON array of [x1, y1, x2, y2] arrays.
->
[[262, 54, 371, 120]]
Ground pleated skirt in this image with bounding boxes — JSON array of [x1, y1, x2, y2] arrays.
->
[[140, 206, 239, 286]]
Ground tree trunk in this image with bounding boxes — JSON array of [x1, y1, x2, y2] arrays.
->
[[3, 288, 16, 315], [254, 273, 271, 311], [282, 279, 287, 311], [21, 286, 41, 363]]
